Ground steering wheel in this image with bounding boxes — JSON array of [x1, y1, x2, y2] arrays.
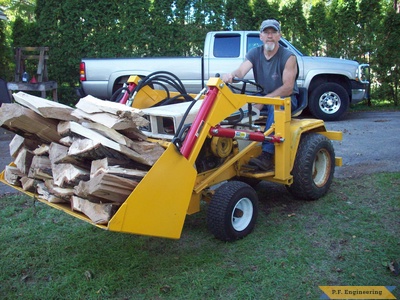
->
[[227, 78, 265, 95]]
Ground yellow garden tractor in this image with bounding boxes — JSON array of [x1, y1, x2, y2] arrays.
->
[[0, 72, 342, 241]]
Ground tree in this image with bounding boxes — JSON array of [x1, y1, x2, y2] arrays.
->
[[281, 0, 309, 54], [307, 1, 328, 56], [252, 0, 281, 28], [225, 0, 253, 30], [375, 8, 400, 105], [0, 20, 11, 79]]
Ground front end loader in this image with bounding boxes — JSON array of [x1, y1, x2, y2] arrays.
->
[[0, 73, 342, 241]]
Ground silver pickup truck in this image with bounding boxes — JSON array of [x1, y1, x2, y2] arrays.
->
[[79, 31, 369, 121]]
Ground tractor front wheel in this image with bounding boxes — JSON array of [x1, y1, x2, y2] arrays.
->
[[207, 181, 258, 241], [287, 133, 335, 200]]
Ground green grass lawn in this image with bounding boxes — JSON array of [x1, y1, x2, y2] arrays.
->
[[1, 172, 399, 299]]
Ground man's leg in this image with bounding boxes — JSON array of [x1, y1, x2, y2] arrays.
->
[[248, 105, 274, 171]]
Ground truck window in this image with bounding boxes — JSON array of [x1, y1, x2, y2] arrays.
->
[[213, 34, 240, 58], [247, 35, 263, 52]]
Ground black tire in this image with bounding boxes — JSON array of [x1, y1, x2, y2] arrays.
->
[[287, 133, 335, 200], [308, 82, 349, 121], [207, 181, 258, 241]]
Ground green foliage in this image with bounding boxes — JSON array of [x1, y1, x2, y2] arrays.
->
[[0, 21, 11, 79], [281, 0, 309, 54], [374, 8, 400, 105], [0, 0, 398, 104], [308, 1, 328, 56]]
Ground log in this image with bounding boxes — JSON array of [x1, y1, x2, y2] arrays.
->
[[9, 135, 40, 158], [52, 163, 89, 188], [36, 182, 66, 203], [59, 121, 154, 165], [81, 121, 165, 164], [74, 172, 138, 203], [71, 109, 145, 131], [44, 179, 74, 201], [91, 157, 148, 180], [72, 95, 148, 130], [12, 92, 78, 121], [48, 142, 86, 167], [71, 196, 118, 225], [33, 144, 50, 156], [117, 127, 148, 141], [0, 103, 61, 143], [28, 155, 52, 180], [14, 147, 34, 174], [20, 176, 38, 192], [4, 165, 23, 186], [81, 121, 138, 148]]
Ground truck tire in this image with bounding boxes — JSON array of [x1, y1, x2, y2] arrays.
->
[[286, 133, 335, 200], [308, 82, 349, 121], [207, 181, 258, 241]]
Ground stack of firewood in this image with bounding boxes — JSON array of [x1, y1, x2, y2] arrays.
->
[[0, 92, 165, 224]]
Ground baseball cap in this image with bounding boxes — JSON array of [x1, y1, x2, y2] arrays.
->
[[260, 19, 280, 32]]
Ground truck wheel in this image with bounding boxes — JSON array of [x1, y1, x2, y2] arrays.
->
[[207, 181, 258, 241], [287, 133, 335, 200], [308, 82, 349, 121]]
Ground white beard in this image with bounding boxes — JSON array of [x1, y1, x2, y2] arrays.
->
[[264, 43, 275, 52]]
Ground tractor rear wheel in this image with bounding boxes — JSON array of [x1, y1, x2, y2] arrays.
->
[[287, 133, 335, 200], [207, 181, 258, 241]]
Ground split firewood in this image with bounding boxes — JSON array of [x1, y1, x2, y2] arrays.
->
[[12, 91, 78, 121], [74, 172, 138, 203], [20, 176, 39, 192], [0, 103, 61, 143], [51, 163, 90, 188], [58, 135, 80, 147], [81, 121, 138, 148], [91, 157, 148, 180], [80, 121, 165, 164], [72, 95, 149, 130], [9, 135, 40, 158], [71, 195, 119, 224], [44, 179, 74, 201], [33, 144, 50, 156], [48, 142, 87, 167], [60, 121, 155, 165], [14, 147, 34, 174], [28, 155, 52, 180], [117, 127, 148, 141], [4, 165, 24, 186], [36, 182, 66, 203]]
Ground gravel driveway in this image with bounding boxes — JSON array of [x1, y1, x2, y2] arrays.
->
[[325, 111, 400, 178], [0, 111, 399, 195]]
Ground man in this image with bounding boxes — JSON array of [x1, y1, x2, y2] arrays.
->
[[222, 19, 299, 171]]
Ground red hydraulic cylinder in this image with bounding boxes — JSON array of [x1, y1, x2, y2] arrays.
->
[[209, 125, 284, 143]]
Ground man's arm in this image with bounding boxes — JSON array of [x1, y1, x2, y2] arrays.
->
[[266, 55, 297, 98], [222, 59, 253, 83]]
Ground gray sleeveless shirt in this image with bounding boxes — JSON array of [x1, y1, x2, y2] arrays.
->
[[246, 45, 299, 106]]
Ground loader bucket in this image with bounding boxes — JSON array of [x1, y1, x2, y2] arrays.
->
[[107, 143, 197, 239]]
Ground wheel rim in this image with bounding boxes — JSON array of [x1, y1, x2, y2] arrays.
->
[[231, 198, 253, 231], [312, 149, 332, 187], [319, 91, 341, 114]]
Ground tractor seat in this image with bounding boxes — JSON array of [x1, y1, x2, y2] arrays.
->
[[292, 87, 308, 117]]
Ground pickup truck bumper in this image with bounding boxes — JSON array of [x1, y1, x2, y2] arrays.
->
[[351, 80, 369, 104], [351, 63, 370, 104]]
